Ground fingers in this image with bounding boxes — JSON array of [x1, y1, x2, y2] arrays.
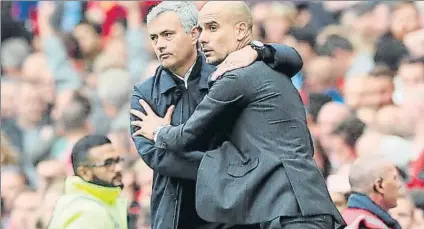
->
[[131, 120, 143, 127], [211, 71, 223, 81], [130, 121, 146, 138], [130, 109, 146, 120], [139, 99, 154, 115], [130, 99, 155, 119], [211, 69, 226, 81], [228, 60, 248, 69], [211, 63, 238, 81], [165, 105, 175, 121], [131, 129, 144, 137], [132, 129, 153, 140]]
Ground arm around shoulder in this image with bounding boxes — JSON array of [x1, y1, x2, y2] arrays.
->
[[154, 73, 246, 152], [264, 44, 303, 77]]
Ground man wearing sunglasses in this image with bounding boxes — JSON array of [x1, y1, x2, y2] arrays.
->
[[48, 135, 127, 229]]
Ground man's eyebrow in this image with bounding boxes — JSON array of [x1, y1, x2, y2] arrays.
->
[[104, 156, 120, 161], [161, 30, 177, 35], [150, 29, 176, 36], [203, 20, 218, 25]]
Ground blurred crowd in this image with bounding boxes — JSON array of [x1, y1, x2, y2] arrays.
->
[[1, 1, 424, 229]]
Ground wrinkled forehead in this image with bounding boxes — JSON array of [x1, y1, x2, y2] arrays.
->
[[199, 5, 232, 26], [88, 144, 119, 161]]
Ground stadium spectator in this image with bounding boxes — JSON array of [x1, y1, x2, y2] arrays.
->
[[343, 155, 402, 229]]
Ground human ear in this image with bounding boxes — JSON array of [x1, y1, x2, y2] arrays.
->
[[235, 22, 249, 41], [77, 167, 92, 181], [190, 26, 201, 45], [373, 178, 384, 194]]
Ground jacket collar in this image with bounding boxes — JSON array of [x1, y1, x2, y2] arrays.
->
[[347, 192, 401, 229], [156, 54, 214, 94], [65, 176, 121, 205]]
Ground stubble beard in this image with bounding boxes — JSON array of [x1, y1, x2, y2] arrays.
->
[[90, 174, 123, 189], [207, 55, 226, 66]]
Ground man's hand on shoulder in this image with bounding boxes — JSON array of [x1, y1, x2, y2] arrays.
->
[[130, 99, 174, 140], [211, 45, 258, 81]]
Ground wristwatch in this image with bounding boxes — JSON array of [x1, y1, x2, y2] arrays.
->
[[249, 40, 265, 61]]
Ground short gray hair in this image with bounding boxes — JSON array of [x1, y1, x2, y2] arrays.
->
[[146, 1, 198, 33], [1, 38, 30, 69], [97, 68, 132, 109], [348, 154, 393, 194]]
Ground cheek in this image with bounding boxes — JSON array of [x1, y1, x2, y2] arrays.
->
[[164, 37, 187, 58], [153, 48, 161, 58], [387, 182, 400, 194], [179, 38, 195, 53], [214, 34, 232, 54], [92, 170, 108, 180]]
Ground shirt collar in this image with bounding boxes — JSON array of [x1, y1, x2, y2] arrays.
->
[[170, 62, 196, 88], [157, 54, 213, 94]]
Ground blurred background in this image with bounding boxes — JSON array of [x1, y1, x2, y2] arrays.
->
[[1, 1, 424, 229]]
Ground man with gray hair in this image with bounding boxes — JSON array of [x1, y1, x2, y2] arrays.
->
[[1, 37, 30, 78], [343, 155, 402, 229], [130, 1, 303, 229]]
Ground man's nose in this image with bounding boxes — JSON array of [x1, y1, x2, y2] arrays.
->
[[114, 162, 123, 172], [156, 36, 167, 50], [199, 31, 208, 44]]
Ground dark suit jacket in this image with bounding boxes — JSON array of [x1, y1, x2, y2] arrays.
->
[[155, 61, 345, 226]]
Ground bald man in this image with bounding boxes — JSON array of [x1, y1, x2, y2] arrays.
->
[[343, 155, 402, 229], [135, 2, 344, 228]]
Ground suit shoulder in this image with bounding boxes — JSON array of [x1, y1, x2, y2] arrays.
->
[[132, 75, 158, 103], [134, 64, 164, 94], [134, 76, 155, 94], [224, 61, 271, 76]]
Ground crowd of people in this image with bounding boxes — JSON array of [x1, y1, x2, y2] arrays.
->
[[1, 1, 424, 229]]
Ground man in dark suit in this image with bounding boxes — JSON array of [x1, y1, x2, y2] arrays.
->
[[132, 2, 345, 229], [130, 2, 305, 229]]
